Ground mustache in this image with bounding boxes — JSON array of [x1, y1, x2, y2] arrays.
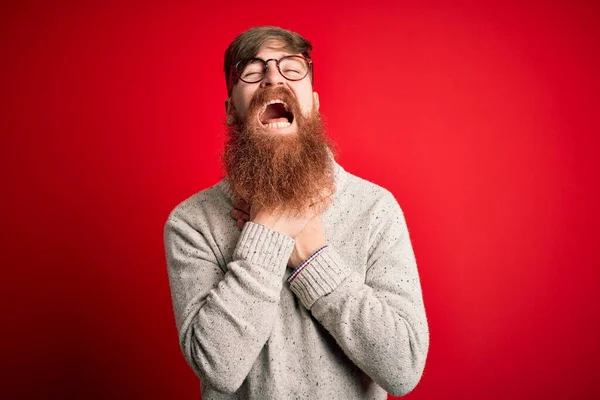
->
[[247, 86, 301, 118]]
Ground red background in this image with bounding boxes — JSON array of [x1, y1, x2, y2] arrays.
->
[[2, 1, 599, 399]]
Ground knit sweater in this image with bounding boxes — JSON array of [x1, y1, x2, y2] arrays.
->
[[164, 161, 429, 399]]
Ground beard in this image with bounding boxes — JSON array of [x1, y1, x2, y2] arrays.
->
[[223, 86, 335, 214]]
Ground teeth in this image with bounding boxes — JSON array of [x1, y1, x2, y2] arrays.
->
[[264, 121, 291, 129], [260, 99, 289, 114]]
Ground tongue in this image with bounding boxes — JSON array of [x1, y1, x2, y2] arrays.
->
[[263, 117, 289, 124]]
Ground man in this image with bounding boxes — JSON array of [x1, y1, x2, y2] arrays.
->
[[164, 26, 429, 399]]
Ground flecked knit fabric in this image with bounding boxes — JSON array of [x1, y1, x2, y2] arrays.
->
[[164, 161, 429, 399]]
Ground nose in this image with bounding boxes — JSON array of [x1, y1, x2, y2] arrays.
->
[[260, 59, 286, 88]]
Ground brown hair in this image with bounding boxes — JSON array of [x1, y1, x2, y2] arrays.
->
[[224, 26, 313, 95]]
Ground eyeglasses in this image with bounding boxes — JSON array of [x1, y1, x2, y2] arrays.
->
[[232, 55, 313, 84]]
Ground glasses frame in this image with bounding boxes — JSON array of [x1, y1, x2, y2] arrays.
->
[[231, 55, 314, 86]]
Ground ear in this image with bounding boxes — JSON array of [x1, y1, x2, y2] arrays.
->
[[313, 91, 320, 111]]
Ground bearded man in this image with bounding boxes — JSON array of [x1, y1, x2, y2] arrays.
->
[[164, 26, 429, 399]]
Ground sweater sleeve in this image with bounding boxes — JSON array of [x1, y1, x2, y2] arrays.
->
[[288, 195, 429, 397], [164, 216, 294, 394]]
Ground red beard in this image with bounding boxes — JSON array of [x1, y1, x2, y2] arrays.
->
[[223, 86, 335, 214]]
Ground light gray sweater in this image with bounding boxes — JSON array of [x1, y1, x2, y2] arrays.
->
[[164, 161, 429, 399]]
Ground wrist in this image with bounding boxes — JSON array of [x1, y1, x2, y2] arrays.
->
[[251, 211, 276, 229], [288, 245, 328, 283], [295, 239, 326, 261], [288, 237, 326, 268], [251, 214, 287, 237]]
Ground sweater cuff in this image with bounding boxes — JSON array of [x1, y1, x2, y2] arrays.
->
[[288, 246, 353, 309], [233, 222, 295, 274]]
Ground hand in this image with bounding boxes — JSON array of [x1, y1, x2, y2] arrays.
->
[[230, 197, 318, 238], [250, 205, 318, 239], [231, 198, 250, 231], [288, 213, 327, 268], [230, 195, 331, 239], [230, 196, 331, 268]]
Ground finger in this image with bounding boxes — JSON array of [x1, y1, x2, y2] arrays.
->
[[320, 196, 332, 206], [231, 209, 250, 221], [319, 185, 335, 199], [309, 188, 333, 208], [233, 198, 250, 213], [236, 219, 246, 230], [309, 194, 331, 209], [308, 198, 331, 220]]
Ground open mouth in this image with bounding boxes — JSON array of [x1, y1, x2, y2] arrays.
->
[[258, 99, 294, 130]]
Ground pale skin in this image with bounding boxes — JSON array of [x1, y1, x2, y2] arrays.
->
[[226, 40, 328, 268], [231, 198, 329, 268]]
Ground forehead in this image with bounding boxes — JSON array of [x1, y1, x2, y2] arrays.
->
[[254, 39, 296, 59]]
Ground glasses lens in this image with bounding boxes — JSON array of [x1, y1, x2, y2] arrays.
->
[[239, 59, 265, 83], [280, 57, 309, 80]]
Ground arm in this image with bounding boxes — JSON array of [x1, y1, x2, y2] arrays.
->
[[164, 213, 294, 394], [288, 194, 429, 396]]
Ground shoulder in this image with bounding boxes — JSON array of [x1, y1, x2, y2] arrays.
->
[[336, 163, 402, 216], [164, 180, 233, 233]]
